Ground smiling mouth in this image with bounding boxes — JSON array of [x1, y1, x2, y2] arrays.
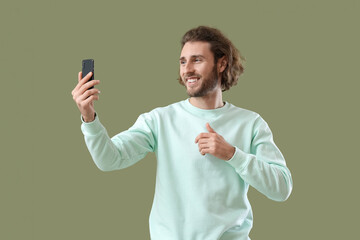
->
[[186, 77, 200, 84]]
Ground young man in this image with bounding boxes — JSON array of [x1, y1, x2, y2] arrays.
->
[[71, 26, 293, 240]]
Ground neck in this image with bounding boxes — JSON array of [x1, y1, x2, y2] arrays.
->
[[189, 88, 224, 110]]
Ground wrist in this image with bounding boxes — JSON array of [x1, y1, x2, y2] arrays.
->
[[82, 113, 96, 123], [225, 146, 236, 161]]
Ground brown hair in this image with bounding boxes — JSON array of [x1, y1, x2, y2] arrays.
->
[[178, 26, 245, 91]]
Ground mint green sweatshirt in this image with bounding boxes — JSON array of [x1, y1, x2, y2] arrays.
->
[[81, 99, 293, 240]]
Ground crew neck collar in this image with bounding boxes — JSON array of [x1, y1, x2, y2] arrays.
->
[[182, 98, 231, 118]]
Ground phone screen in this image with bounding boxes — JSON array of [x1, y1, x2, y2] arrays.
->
[[82, 59, 94, 89]]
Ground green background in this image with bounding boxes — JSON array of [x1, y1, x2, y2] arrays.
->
[[1, 0, 359, 239]]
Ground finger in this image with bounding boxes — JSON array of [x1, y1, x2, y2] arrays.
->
[[79, 80, 100, 94], [73, 80, 99, 100], [80, 72, 93, 84], [195, 133, 211, 143], [198, 143, 210, 151], [197, 138, 209, 145], [79, 88, 100, 102], [73, 72, 83, 93], [206, 123, 216, 133], [74, 72, 94, 92], [200, 147, 211, 155], [78, 71, 82, 82], [82, 94, 99, 106]]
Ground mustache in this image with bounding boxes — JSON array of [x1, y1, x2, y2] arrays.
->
[[183, 74, 201, 79]]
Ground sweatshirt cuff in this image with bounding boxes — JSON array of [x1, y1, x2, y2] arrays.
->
[[226, 146, 251, 172], [80, 113, 105, 135]]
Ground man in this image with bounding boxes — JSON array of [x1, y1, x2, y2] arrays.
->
[[71, 26, 293, 240]]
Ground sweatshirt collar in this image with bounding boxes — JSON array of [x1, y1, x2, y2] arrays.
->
[[182, 98, 231, 118]]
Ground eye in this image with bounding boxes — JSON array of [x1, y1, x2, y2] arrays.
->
[[194, 58, 201, 62], [180, 60, 186, 65]]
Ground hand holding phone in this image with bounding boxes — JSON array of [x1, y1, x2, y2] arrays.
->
[[71, 59, 100, 122]]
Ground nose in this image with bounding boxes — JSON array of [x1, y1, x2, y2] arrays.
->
[[184, 62, 195, 74]]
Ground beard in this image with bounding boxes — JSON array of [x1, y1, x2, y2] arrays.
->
[[184, 66, 219, 97]]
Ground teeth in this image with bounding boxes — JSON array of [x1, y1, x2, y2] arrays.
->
[[188, 78, 198, 83]]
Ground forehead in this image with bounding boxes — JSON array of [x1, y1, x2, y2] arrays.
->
[[180, 41, 213, 59]]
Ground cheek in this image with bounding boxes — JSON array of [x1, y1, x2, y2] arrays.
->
[[180, 67, 186, 76], [179, 71, 185, 81], [199, 65, 213, 75]]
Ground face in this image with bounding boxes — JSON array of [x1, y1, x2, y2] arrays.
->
[[179, 41, 220, 97]]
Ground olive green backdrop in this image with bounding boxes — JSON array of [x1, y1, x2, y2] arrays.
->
[[1, 0, 358, 239]]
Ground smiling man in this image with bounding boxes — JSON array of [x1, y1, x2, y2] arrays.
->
[[72, 26, 293, 240]]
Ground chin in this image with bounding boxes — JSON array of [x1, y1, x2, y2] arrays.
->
[[186, 91, 196, 97], [187, 91, 204, 98]]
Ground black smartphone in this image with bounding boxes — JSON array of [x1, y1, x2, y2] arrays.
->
[[82, 59, 94, 89]]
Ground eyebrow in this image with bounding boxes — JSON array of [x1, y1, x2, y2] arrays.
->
[[179, 55, 205, 61]]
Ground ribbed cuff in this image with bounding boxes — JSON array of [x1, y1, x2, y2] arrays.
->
[[80, 113, 105, 135], [226, 146, 251, 172]]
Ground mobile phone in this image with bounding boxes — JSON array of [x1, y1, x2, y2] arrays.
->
[[82, 59, 94, 89]]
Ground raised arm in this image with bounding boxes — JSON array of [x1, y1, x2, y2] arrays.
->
[[72, 71, 155, 172], [80, 113, 156, 172]]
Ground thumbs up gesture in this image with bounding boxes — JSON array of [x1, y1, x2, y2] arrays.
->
[[195, 123, 236, 161]]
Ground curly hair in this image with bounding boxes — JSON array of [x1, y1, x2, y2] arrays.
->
[[178, 26, 245, 92]]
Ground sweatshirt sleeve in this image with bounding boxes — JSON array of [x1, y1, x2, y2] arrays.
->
[[226, 116, 293, 202], [81, 113, 156, 172]]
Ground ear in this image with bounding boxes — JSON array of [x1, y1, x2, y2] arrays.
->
[[217, 56, 227, 73]]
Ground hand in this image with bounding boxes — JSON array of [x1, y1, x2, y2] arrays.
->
[[195, 123, 236, 161], [71, 72, 100, 122]]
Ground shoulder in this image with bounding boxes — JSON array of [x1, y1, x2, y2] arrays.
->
[[226, 103, 275, 140], [225, 102, 272, 130], [139, 100, 185, 120], [146, 100, 185, 116], [226, 102, 261, 120]]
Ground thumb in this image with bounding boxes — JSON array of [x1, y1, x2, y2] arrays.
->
[[78, 71, 82, 82], [206, 123, 216, 133]]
